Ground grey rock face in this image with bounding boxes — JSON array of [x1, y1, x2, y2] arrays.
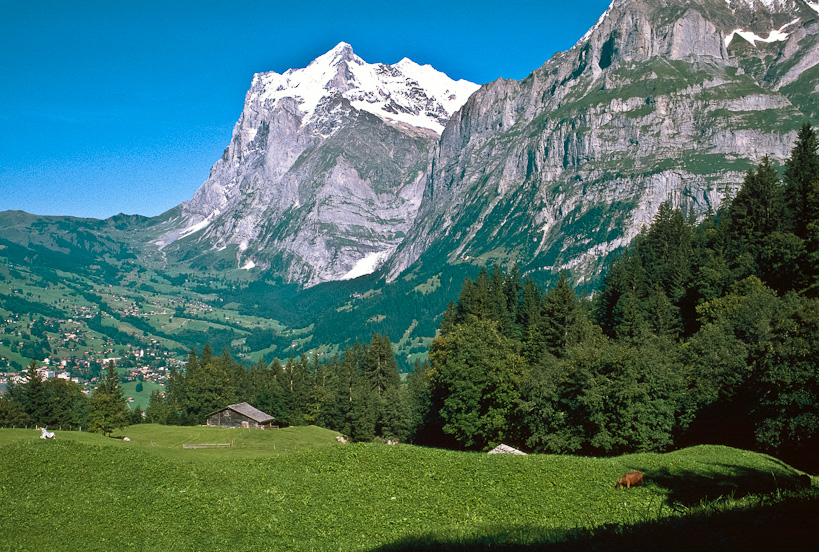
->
[[385, 0, 819, 283], [154, 43, 478, 286]]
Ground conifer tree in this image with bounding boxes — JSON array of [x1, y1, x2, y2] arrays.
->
[[146, 389, 170, 424], [281, 354, 312, 425], [200, 343, 213, 366], [691, 208, 732, 304], [784, 122, 819, 238], [729, 157, 785, 261], [540, 271, 589, 357], [251, 360, 289, 426], [42, 378, 89, 429], [0, 395, 29, 428], [595, 249, 646, 338], [614, 290, 649, 344], [637, 202, 693, 303], [489, 265, 513, 334], [504, 265, 523, 338], [325, 348, 362, 436], [805, 180, 819, 292], [644, 286, 681, 339], [439, 301, 459, 336], [406, 359, 431, 441], [380, 385, 413, 442], [458, 269, 491, 320], [181, 346, 235, 424], [90, 361, 128, 436], [20, 360, 47, 425], [518, 277, 543, 335], [365, 334, 399, 398]]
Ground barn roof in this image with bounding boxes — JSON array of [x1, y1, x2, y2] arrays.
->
[[211, 402, 275, 423]]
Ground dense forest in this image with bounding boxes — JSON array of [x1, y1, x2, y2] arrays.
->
[[3, 124, 817, 470]]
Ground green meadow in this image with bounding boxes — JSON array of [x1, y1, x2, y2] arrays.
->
[[0, 425, 816, 552]]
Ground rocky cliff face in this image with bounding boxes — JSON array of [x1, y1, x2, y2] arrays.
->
[[154, 43, 478, 286], [385, 0, 819, 284], [152, 0, 819, 290]]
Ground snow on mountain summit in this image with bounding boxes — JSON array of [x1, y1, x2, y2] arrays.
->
[[247, 42, 480, 134], [156, 42, 479, 285], [724, 0, 782, 10], [724, 0, 819, 13]]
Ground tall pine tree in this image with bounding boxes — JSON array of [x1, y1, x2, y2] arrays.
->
[[784, 122, 819, 238], [90, 361, 128, 436]]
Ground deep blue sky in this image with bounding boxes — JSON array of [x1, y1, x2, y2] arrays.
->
[[0, 0, 612, 219]]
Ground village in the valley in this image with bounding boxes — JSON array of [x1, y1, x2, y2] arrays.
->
[[0, 301, 183, 398]]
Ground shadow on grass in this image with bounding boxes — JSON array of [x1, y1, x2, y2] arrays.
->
[[640, 465, 811, 508], [371, 490, 819, 552]]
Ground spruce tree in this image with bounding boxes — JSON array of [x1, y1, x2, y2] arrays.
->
[[182, 347, 235, 424], [518, 277, 543, 335], [595, 249, 647, 338], [405, 359, 431, 441], [489, 265, 513, 335], [200, 343, 214, 366], [439, 301, 459, 336], [645, 286, 681, 339], [504, 265, 523, 339], [541, 271, 588, 357], [729, 156, 785, 261], [21, 360, 47, 426], [784, 122, 819, 238], [365, 334, 400, 398], [806, 180, 819, 293], [90, 361, 128, 436], [638, 202, 693, 303]]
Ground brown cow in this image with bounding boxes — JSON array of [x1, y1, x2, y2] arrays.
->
[[615, 470, 643, 489]]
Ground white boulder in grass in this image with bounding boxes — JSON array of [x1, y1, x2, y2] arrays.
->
[[488, 444, 526, 455]]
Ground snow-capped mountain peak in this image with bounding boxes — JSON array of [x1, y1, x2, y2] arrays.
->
[[247, 42, 479, 133], [156, 42, 480, 286]]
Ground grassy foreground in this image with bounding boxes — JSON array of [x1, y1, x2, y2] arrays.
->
[[0, 426, 815, 551]]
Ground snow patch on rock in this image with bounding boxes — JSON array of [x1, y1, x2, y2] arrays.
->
[[724, 0, 783, 10], [341, 249, 394, 280], [724, 18, 799, 47]]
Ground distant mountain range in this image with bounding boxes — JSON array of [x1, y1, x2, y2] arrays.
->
[[2, 0, 819, 360]]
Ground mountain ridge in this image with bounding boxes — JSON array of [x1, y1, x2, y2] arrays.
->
[[150, 42, 479, 287], [383, 0, 819, 283]]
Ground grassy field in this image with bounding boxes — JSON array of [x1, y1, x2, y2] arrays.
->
[[0, 426, 816, 551], [121, 381, 165, 410]]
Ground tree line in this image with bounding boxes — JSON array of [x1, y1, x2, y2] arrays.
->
[[145, 334, 424, 443], [0, 360, 134, 435]]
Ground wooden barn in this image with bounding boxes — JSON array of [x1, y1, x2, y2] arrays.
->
[[206, 402, 276, 429]]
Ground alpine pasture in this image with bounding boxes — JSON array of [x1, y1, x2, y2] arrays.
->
[[1, 425, 816, 551]]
